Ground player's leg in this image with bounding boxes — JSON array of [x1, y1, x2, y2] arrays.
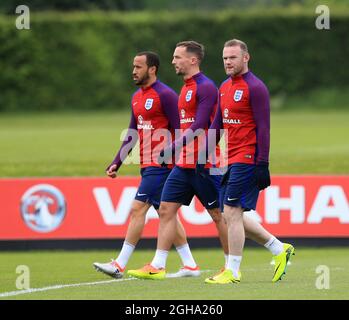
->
[[243, 213, 273, 244], [219, 163, 295, 282], [124, 200, 152, 245], [207, 207, 229, 256], [147, 167, 199, 276], [93, 200, 151, 278], [205, 204, 244, 284], [244, 212, 296, 282], [205, 164, 251, 284], [193, 170, 229, 265], [225, 204, 245, 276], [243, 213, 283, 250], [127, 201, 181, 280], [145, 167, 194, 256], [94, 167, 158, 278], [237, 165, 295, 282], [164, 215, 200, 278], [153, 201, 182, 259], [128, 166, 194, 279], [173, 215, 187, 247]]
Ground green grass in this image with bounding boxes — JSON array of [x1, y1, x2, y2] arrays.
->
[[0, 248, 348, 300], [0, 110, 349, 177], [270, 110, 349, 174]]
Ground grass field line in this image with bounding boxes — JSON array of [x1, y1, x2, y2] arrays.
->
[[0, 278, 136, 298], [0, 270, 213, 298]]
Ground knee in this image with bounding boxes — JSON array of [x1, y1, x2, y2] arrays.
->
[[224, 207, 243, 224], [129, 206, 146, 221], [158, 203, 175, 221], [208, 209, 224, 223]]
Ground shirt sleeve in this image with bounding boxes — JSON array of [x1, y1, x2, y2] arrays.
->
[[160, 90, 180, 130], [209, 102, 223, 144], [203, 100, 223, 159], [109, 110, 138, 173], [173, 81, 218, 150], [249, 83, 270, 164]]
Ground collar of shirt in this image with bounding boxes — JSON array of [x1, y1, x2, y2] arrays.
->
[[231, 70, 251, 83], [184, 72, 202, 85], [141, 80, 159, 93]]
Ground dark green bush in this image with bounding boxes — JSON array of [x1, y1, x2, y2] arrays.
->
[[0, 10, 348, 111]]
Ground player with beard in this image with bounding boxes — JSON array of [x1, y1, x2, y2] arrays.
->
[[93, 51, 201, 279], [204, 39, 295, 284], [128, 41, 230, 280]]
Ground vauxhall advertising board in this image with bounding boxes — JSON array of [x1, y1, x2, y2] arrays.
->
[[0, 176, 348, 240]]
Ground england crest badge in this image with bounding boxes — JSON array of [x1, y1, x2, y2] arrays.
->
[[233, 90, 243, 102], [144, 98, 154, 110], [185, 90, 193, 102]]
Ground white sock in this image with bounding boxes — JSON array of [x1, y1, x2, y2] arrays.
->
[[264, 237, 284, 256], [226, 255, 242, 278], [176, 244, 197, 268], [151, 249, 169, 269], [115, 241, 135, 270], [224, 254, 229, 269]]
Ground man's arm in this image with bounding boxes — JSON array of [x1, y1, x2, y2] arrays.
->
[[250, 82, 271, 189], [196, 104, 223, 175], [160, 90, 180, 130], [106, 111, 138, 177], [173, 81, 218, 150], [250, 82, 270, 164], [208, 102, 224, 146]]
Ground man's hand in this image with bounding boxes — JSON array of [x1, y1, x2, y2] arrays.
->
[[255, 162, 271, 190], [195, 161, 207, 178], [106, 164, 117, 178], [157, 149, 171, 167]]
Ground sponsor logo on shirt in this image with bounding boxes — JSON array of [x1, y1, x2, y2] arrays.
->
[[144, 98, 154, 110], [137, 115, 154, 129], [223, 118, 242, 124], [180, 118, 195, 124], [223, 108, 241, 124], [233, 90, 243, 102], [185, 90, 193, 102], [179, 108, 195, 124]]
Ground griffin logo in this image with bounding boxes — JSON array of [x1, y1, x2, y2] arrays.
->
[[20, 184, 66, 233]]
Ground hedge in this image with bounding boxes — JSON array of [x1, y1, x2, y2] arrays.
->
[[0, 10, 348, 111]]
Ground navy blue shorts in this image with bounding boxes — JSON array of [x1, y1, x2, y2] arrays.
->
[[220, 163, 260, 211], [161, 166, 220, 209], [135, 166, 172, 210]]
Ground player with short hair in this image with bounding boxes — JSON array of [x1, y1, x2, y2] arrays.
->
[[127, 41, 230, 280], [93, 51, 200, 279], [204, 39, 295, 284]]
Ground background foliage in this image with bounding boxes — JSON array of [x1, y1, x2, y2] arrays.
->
[[1, 9, 348, 111]]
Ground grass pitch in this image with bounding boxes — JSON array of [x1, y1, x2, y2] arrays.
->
[[0, 247, 348, 300], [0, 110, 349, 177], [1, 110, 348, 300]]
